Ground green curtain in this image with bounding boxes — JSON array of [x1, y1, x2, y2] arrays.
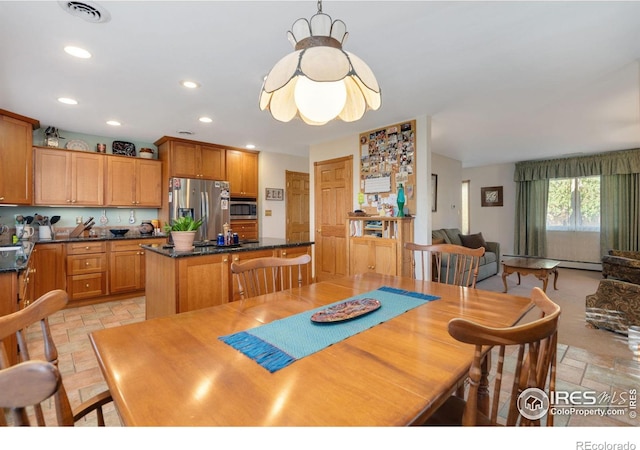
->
[[601, 173, 640, 254], [514, 148, 640, 257], [514, 179, 548, 256]]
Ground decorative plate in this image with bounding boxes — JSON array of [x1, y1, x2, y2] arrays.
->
[[112, 141, 136, 156], [311, 298, 381, 323], [65, 139, 90, 150]]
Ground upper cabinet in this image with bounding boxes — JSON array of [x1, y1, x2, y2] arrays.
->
[[155, 136, 226, 180], [226, 149, 258, 198], [34, 147, 104, 206], [105, 156, 162, 207], [0, 109, 40, 205]]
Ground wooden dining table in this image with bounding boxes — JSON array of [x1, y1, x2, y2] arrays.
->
[[89, 273, 533, 426]]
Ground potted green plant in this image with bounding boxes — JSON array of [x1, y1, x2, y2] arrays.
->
[[164, 216, 203, 251]]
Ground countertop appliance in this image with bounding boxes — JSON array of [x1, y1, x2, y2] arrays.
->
[[168, 178, 230, 243]]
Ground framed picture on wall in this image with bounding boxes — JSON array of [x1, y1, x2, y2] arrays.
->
[[431, 174, 438, 212], [481, 186, 503, 207], [265, 187, 284, 201]]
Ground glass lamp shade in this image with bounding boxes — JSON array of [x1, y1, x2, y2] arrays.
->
[[259, 10, 381, 125]]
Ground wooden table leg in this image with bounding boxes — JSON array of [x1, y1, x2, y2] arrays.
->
[[501, 269, 509, 293], [553, 268, 559, 290]]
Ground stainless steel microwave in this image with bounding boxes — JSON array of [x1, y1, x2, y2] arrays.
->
[[229, 199, 257, 220]]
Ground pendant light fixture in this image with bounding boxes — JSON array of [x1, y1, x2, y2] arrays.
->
[[259, 0, 381, 125]]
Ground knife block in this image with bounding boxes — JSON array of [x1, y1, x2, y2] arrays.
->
[[69, 223, 87, 238]]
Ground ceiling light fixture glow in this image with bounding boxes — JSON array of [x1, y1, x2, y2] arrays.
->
[[199, 117, 213, 123], [181, 80, 200, 89], [106, 120, 121, 126], [245, 144, 256, 150], [259, 0, 381, 126], [57, 97, 78, 105], [64, 45, 92, 58]]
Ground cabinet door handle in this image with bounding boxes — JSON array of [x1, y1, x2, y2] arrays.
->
[[85, 262, 90, 266], [85, 246, 90, 250], [85, 283, 90, 288]]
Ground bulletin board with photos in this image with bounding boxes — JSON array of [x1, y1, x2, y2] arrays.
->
[[359, 120, 416, 215]]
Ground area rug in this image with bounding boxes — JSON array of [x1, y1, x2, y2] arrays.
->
[[219, 286, 439, 372]]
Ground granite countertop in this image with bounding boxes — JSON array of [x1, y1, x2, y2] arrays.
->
[[0, 233, 168, 274], [142, 237, 314, 258]]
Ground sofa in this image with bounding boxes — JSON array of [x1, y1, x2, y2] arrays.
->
[[586, 279, 640, 334], [431, 228, 500, 283], [602, 250, 640, 285]]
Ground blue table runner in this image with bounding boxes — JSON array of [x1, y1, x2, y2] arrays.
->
[[219, 286, 439, 373]]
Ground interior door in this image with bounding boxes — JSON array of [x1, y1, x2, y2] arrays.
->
[[313, 156, 352, 281], [286, 170, 310, 242]]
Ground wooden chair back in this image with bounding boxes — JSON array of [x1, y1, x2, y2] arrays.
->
[[0, 289, 112, 426], [427, 287, 561, 426], [0, 361, 61, 426], [231, 254, 312, 300], [405, 242, 485, 287]]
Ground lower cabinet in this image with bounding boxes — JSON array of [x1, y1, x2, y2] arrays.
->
[[31, 243, 66, 300], [349, 239, 397, 276], [230, 220, 258, 242], [0, 271, 19, 366], [145, 251, 230, 319], [145, 245, 313, 319], [109, 239, 158, 294], [66, 241, 107, 300]]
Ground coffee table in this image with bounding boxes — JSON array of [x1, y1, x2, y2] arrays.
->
[[501, 257, 560, 293]]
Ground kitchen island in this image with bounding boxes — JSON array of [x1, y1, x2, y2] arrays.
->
[[142, 238, 314, 319]]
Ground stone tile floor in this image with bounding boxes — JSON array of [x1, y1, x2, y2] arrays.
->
[[10, 297, 640, 426]]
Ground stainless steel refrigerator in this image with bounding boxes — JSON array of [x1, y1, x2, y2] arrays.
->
[[168, 178, 230, 243]]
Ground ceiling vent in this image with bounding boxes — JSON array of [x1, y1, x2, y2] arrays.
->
[[178, 130, 195, 135], [58, 1, 111, 23]]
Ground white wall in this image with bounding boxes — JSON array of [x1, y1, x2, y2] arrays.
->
[[462, 163, 517, 256], [309, 115, 432, 247], [431, 153, 462, 231], [258, 152, 309, 239]]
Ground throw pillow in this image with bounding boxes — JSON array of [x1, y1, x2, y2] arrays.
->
[[459, 232, 488, 250]]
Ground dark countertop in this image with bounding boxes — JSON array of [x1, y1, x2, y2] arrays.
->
[[142, 237, 314, 258], [0, 233, 167, 274]]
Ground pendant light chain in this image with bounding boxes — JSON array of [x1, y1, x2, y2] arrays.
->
[[317, 0, 322, 14]]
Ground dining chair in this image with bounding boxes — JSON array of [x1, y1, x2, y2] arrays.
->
[[0, 360, 61, 426], [423, 287, 561, 426], [0, 289, 113, 426], [231, 254, 312, 300], [405, 242, 485, 288]]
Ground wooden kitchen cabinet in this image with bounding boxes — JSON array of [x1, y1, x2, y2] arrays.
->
[[105, 156, 162, 207], [145, 251, 230, 319], [0, 109, 39, 205], [347, 216, 414, 277], [108, 238, 158, 294], [34, 147, 104, 206], [155, 136, 226, 180], [30, 243, 66, 300], [66, 241, 107, 301], [230, 220, 258, 242], [0, 271, 19, 365], [226, 149, 258, 197]]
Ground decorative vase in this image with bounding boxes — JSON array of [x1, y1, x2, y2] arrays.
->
[[171, 231, 196, 251], [397, 184, 405, 217]]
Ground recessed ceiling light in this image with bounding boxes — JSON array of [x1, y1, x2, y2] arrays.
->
[[106, 120, 121, 126], [245, 144, 256, 150], [64, 46, 92, 58], [181, 80, 200, 89], [199, 117, 213, 123], [58, 97, 78, 105]]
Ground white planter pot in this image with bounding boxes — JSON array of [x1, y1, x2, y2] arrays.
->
[[171, 231, 196, 251]]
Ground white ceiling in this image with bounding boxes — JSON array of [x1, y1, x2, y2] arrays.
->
[[2, 0, 640, 168]]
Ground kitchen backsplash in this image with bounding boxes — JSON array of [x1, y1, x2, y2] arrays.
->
[[0, 206, 160, 228]]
